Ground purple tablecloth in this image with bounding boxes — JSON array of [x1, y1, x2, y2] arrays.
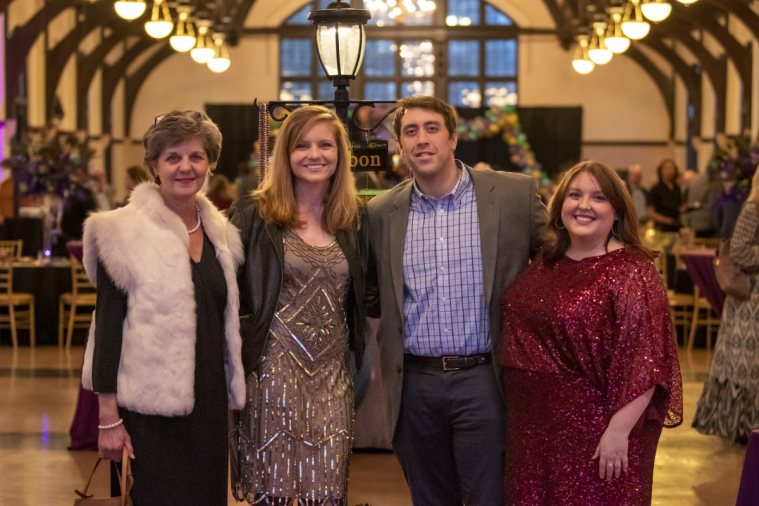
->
[[680, 249, 725, 317], [66, 240, 98, 451], [736, 430, 759, 506]]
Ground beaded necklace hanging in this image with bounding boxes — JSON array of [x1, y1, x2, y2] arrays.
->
[[258, 103, 270, 186], [187, 204, 201, 233]]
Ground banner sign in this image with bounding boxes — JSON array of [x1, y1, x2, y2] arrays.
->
[[350, 140, 389, 172]]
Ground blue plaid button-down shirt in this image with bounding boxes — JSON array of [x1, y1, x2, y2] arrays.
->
[[403, 162, 489, 357]]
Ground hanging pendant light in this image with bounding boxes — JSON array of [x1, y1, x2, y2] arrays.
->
[[114, 0, 146, 20], [145, 0, 174, 39], [170, 8, 196, 52], [605, 8, 631, 53], [572, 35, 595, 75], [589, 22, 613, 65], [641, 0, 672, 22], [191, 22, 215, 63], [207, 34, 231, 73], [621, 0, 650, 40], [677, 0, 697, 4]]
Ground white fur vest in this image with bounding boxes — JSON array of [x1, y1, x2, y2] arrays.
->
[[80, 183, 246, 415]]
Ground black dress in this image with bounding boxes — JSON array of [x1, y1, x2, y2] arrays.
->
[[92, 233, 229, 506], [649, 182, 682, 232]]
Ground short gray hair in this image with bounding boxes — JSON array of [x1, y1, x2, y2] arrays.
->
[[142, 110, 222, 177]]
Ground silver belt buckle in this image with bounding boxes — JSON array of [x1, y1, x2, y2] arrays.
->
[[442, 356, 462, 371]]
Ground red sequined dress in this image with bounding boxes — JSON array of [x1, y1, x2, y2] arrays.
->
[[500, 248, 683, 506]]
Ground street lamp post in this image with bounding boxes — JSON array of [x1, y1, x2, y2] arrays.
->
[[265, 1, 397, 136], [308, 1, 370, 127]]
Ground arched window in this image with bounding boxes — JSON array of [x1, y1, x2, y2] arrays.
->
[[279, 0, 518, 108]]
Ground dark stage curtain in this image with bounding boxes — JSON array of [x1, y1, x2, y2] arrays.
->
[[455, 106, 582, 178], [205, 105, 259, 182]]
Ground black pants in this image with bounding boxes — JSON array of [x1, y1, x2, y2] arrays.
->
[[392, 362, 505, 506]]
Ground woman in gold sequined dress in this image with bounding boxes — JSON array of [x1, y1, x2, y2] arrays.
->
[[229, 106, 366, 505]]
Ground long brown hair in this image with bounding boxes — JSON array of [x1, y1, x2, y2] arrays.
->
[[543, 161, 655, 264], [255, 106, 358, 234]]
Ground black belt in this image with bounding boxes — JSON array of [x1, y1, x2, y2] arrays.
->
[[404, 353, 491, 371]]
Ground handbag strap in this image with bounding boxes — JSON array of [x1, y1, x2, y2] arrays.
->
[[73, 447, 132, 502]]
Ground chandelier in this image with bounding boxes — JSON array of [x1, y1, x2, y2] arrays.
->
[[365, 0, 436, 24]]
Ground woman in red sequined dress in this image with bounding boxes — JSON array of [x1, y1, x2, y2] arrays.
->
[[501, 161, 683, 505]]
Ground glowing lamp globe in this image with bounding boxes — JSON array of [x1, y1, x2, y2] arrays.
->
[[170, 35, 196, 52], [208, 57, 231, 73], [605, 36, 630, 53], [115, 0, 146, 20], [572, 59, 595, 74], [641, 2, 672, 22], [621, 20, 650, 40], [588, 48, 612, 65], [145, 20, 173, 39]]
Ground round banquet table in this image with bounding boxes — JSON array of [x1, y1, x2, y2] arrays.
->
[[0, 259, 73, 346], [679, 249, 725, 317]]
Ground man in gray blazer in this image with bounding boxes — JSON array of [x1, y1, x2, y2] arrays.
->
[[365, 96, 548, 505]]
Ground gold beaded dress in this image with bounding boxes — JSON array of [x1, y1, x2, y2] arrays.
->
[[239, 230, 353, 506]]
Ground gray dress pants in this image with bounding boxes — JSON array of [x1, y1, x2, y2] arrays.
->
[[392, 361, 506, 506]]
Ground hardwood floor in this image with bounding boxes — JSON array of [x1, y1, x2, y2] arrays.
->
[[0, 347, 745, 506]]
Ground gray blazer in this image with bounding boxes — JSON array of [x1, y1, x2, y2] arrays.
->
[[365, 165, 549, 439]]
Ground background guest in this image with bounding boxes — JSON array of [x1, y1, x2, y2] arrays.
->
[[81, 109, 245, 505], [681, 165, 723, 238], [693, 168, 759, 444], [501, 161, 683, 505], [205, 173, 235, 213], [648, 158, 682, 232], [117, 165, 151, 207], [236, 159, 258, 199], [626, 163, 649, 225]]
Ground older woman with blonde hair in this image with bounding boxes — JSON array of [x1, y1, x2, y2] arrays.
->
[[81, 110, 246, 505], [694, 167, 759, 443], [500, 161, 683, 505], [229, 105, 365, 505]]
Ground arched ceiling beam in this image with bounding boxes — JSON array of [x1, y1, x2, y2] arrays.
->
[[650, 22, 727, 132], [77, 22, 149, 130], [5, 0, 78, 115], [124, 43, 175, 137], [541, 0, 572, 49], [700, 0, 759, 41], [669, 2, 751, 120], [623, 45, 675, 137], [101, 37, 160, 135], [638, 37, 702, 137], [46, 0, 122, 122]]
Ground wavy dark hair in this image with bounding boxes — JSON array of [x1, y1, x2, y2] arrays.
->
[[656, 158, 679, 185], [543, 161, 656, 265]]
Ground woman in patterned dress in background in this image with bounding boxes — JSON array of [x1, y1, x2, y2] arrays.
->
[[229, 106, 365, 505], [693, 168, 759, 443], [500, 161, 683, 505]]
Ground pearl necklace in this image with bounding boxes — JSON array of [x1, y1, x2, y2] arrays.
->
[[188, 204, 201, 234]]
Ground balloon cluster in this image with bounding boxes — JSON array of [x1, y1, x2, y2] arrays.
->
[[456, 105, 551, 195]]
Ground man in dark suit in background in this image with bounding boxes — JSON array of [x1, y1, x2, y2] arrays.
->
[[365, 96, 548, 505]]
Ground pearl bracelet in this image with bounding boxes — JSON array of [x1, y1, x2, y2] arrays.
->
[[98, 419, 124, 430]]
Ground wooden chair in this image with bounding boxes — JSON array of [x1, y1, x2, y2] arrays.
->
[[0, 265, 35, 348], [0, 240, 23, 260], [59, 258, 97, 349], [688, 285, 721, 351], [667, 244, 695, 339]]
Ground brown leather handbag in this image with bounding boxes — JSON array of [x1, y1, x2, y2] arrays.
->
[[73, 447, 132, 505], [714, 238, 751, 301]]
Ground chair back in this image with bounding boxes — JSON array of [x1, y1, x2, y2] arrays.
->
[[0, 240, 23, 260], [71, 258, 96, 296], [0, 265, 12, 296]]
